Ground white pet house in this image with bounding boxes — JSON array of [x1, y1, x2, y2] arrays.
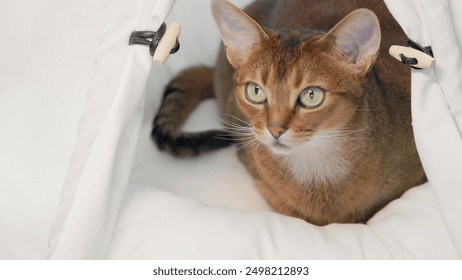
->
[[1, 0, 461, 259]]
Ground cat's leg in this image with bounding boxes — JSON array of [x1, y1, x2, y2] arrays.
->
[[152, 66, 232, 157]]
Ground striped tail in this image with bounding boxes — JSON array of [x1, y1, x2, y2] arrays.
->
[[152, 66, 233, 157]]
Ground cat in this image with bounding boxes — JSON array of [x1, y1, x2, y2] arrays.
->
[[152, 0, 426, 225]]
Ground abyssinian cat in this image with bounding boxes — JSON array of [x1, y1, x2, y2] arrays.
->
[[152, 0, 426, 225]]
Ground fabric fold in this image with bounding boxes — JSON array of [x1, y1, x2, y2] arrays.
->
[[385, 0, 462, 257], [48, 0, 176, 259]]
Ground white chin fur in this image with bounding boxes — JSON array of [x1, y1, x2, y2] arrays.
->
[[261, 130, 351, 185]]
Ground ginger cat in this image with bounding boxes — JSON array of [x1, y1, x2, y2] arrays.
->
[[152, 0, 426, 225]]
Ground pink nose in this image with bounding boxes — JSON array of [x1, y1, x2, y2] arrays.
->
[[268, 126, 287, 139]]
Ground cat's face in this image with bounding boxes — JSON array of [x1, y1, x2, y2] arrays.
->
[[212, 0, 380, 155], [233, 33, 365, 155]]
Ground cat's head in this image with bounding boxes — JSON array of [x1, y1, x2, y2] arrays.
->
[[212, 0, 380, 155]]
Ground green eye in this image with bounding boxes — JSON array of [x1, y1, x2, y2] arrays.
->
[[299, 87, 326, 109], [245, 83, 267, 104]]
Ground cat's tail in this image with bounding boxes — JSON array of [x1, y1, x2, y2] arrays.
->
[[152, 66, 233, 157]]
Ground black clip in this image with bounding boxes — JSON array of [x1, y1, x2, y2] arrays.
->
[[400, 39, 433, 69], [129, 22, 180, 56]]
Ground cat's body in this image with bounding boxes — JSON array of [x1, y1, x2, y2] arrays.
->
[[153, 0, 426, 225]]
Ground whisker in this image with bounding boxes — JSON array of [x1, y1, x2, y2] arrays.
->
[[216, 115, 259, 150], [218, 130, 253, 137], [218, 117, 251, 131], [315, 135, 370, 139], [212, 137, 234, 142], [314, 132, 366, 138], [324, 137, 370, 142], [237, 139, 260, 151], [225, 136, 257, 142], [224, 114, 251, 126], [316, 124, 378, 137], [220, 120, 243, 127], [235, 134, 258, 142], [223, 127, 252, 133]]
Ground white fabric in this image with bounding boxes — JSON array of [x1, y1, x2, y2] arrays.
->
[[385, 0, 462, 256], [0, 0, 107, 259], [1, 0, 461, 259], [0, 0, 176, 259], [47, 0, 176, 259], [107, 182, 459, 259]]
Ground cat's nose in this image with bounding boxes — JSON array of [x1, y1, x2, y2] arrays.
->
[[268, 126, 287, 139]]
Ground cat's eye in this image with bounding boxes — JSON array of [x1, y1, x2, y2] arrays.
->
[[245, 83, 267, 104], [299, 87, 326, 109]]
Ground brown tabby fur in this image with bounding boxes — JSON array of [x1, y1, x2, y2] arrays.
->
[[152, 0, 426, 225]]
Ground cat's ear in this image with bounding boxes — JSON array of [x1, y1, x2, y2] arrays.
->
[[211, 0, 268, 67], [324, 9, 381, 75]]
